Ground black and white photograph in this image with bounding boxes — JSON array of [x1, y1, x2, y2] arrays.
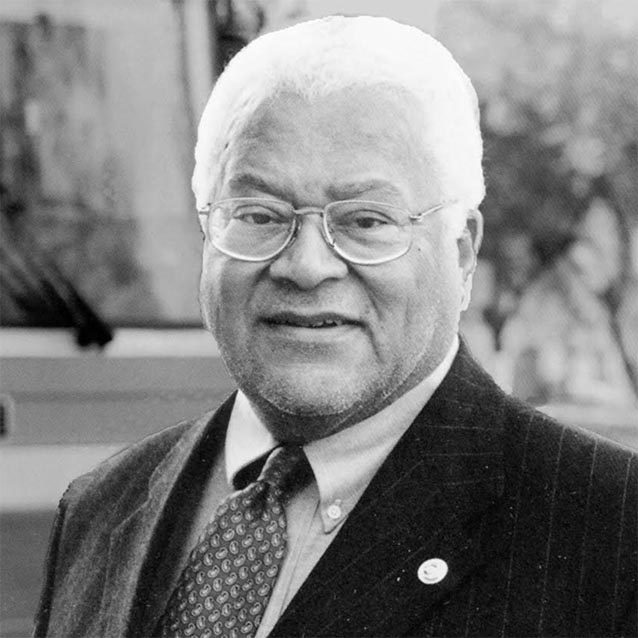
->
[[1, 1, 637, 637]]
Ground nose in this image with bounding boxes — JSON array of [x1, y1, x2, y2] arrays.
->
[[268, 214, 348, 289]]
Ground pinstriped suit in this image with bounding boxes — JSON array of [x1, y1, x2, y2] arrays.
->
[[35, 344, 637, 637]]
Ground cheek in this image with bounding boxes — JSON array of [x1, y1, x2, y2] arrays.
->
[[199, 254, 214, 321], [401, 239, 463, 332], [199, 250, 251, 336], [362, 252, 438, 344]]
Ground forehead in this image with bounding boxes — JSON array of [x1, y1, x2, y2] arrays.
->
[[214, 86, 445, 206]]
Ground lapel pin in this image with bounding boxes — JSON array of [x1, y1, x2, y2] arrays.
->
[[417, 558, 448, 585]]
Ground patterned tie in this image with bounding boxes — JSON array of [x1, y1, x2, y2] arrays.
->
[[157, 445, 311, 638]]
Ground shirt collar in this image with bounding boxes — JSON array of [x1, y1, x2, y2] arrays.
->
[[225, 336, 459, 533]]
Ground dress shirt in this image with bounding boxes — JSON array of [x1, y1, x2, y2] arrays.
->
[[178, 336, 459, 638]]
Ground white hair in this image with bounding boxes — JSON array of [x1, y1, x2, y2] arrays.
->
[[192, 15, 485, 234]]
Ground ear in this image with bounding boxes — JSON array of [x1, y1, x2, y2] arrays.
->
[[457, 209, 483, 311], [197, 213, 207, 240]]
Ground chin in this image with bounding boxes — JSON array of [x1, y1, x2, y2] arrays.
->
[[256, 397, 362, 443], [239, 372, 370, 441], [259, 375, 359, 418]]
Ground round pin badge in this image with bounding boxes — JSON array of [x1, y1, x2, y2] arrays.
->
[[417, 558, 448, 585]]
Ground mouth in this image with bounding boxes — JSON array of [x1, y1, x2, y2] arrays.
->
[[262, 311, 360, 330]]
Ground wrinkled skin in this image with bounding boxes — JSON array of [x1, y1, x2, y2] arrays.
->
[[199, 87, 480, 442]]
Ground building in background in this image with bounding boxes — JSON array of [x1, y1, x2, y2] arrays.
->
[[1, 0, 213, 328], [1, 2, 637, 635], [0, 2, 223, 635]]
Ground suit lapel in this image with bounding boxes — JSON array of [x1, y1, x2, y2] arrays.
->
[[272, 345, 507, 637], [99, 396, 234, 638]]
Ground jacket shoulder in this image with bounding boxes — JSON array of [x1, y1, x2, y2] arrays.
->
[[59, 404, 227, 526], [501, 393, 637, 490], [495, 395, 637, 635]]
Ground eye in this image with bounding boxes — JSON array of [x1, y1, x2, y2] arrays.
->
[[340, 209, 396, 230], [232, 205, 287, 225], [354, 214, 390, 229]]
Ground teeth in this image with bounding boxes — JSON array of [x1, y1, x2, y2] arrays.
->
[[309, 320, 341, 328], [276, 319, 344, 328]]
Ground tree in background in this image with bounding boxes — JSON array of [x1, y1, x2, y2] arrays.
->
[[439, 0, 638, 400]]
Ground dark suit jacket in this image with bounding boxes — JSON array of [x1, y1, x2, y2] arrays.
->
[[34, 345, 638, 637]]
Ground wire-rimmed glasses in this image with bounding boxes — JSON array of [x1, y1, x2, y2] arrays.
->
[[198, 197, 454, 265]]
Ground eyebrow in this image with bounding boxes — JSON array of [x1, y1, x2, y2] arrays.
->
[[226, 173, 293, 201], [327, 179, 404, 201], [225, 173, 404, 203]]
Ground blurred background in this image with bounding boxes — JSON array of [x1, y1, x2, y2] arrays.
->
[[1, 0, 636, 635]]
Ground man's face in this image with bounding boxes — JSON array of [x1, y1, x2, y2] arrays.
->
[[199, 87, 477, 442]]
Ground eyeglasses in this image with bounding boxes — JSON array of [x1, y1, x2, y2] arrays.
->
[[197, 197, 454, 265]]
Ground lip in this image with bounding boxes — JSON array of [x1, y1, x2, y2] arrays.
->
[[261, 310, 362, 330]]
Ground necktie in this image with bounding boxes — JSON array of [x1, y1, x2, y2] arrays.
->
[[158, 445, 311, 638]]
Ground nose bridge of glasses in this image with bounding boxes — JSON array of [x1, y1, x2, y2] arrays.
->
[[292, 205, 326, 218], [289, 205, 336, 247]]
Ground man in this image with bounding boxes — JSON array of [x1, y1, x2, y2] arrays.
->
[[34, 16, 637, 638]]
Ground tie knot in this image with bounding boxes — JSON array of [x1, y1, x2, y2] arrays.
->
[[258, 445, 311, 497]]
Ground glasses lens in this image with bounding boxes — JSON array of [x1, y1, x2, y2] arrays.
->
[[326, 201, 411, 263], [208, 199, 293, 260]]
